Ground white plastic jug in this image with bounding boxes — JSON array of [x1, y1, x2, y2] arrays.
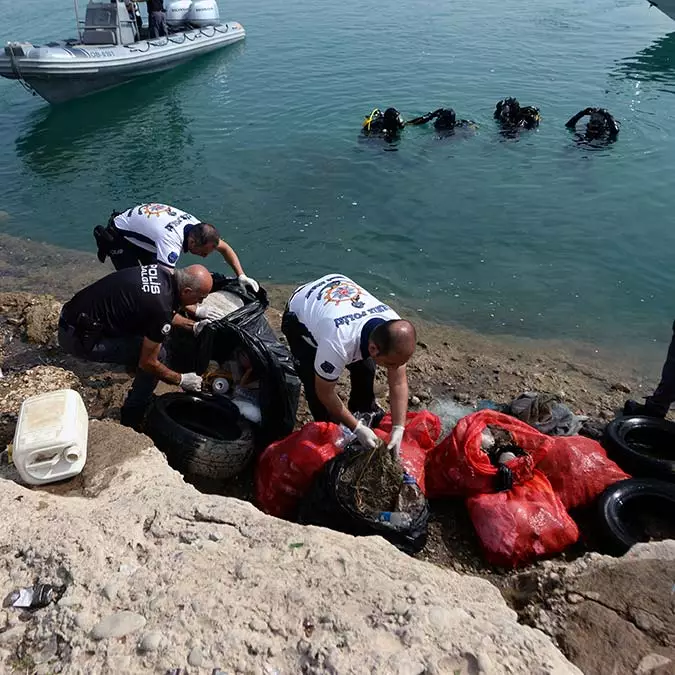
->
[[12, 389, 88, 485]]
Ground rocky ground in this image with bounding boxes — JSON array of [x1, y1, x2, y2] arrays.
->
[[0, 237, 673, 673]]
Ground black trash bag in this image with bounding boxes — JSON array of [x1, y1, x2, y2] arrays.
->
[[298, 444, 429, 554], [167, 275, 301, 448]]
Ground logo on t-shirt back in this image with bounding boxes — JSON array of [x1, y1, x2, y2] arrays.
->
[[321, 280, 365, 309]]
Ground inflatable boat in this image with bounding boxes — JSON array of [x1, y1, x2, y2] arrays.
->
[[0, 0, 245, 104], [647, 0, 675, 21]]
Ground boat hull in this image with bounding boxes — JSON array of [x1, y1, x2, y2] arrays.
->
[[0, 23, 245, 103], [646, 0, 675, 21]]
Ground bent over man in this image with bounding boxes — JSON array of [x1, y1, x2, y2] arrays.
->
[[93, 203, 259, 294], [281, 273, 416, 457], [59, 263, 213, 428]]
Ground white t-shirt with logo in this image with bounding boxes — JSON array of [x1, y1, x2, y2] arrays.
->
[[288, 274, 400, 381], [113, 203, 201, 268]]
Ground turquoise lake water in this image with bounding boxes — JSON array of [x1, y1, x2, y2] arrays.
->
[[1, 0, 675, 355]]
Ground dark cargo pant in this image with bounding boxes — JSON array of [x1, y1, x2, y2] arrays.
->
[[149, 10, 168, 38], [58, 315, 168, 426], [645, 319, 675, 416], [281, 310, 377, 422]]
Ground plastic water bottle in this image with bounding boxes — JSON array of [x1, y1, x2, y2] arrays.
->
[[396, 473, 423, 513], [377, 511, 413, 528], [335, 424, 356, 449]]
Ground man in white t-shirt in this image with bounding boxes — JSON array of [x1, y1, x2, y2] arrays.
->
[[281, 273, 417, 457], [93, 203, 259, 294]]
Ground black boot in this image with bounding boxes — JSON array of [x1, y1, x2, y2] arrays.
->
[[622, 399, 666, 418]]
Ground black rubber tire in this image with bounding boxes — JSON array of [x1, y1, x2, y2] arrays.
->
[[145, 393, 255, 480], [597, 478, 675, 555], [603, 415, 675, 481]]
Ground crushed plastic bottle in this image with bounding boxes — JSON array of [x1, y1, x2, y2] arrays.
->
[[377, 511, 413, 529], [3, 583, 63, 609], [396, 473, 423, 513], [335, 424, 357, 449]]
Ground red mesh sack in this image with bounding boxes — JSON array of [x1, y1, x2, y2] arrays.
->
[[467, 470, 579, 567], [378, 411, 442, 450], [425, 410, 552, 498], [536, 436, 630, 510], [256, 422, 342, 518], [376, 411, 442, 494]]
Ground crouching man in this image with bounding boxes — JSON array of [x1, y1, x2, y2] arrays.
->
[[58, 264, 213, 428], [281, 273, 416, 457]]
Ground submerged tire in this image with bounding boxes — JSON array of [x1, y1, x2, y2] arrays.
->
[[603, 416, 675, 480], [597, 478, 675, 555], [145, 393, 255, 479]]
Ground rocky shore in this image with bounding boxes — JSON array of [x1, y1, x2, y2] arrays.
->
[[0, 235, 673, 673]]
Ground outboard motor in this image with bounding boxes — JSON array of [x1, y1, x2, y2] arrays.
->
[[188, 0, 220, 27], [166, 0, 192, 29]]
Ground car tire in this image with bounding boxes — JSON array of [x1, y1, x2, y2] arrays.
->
[[145, 393, 255, 480], [603, 416, 675, 480], [597, 478, 675, 555]]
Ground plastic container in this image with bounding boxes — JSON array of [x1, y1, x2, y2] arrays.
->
[[12, 389, 88, 485]]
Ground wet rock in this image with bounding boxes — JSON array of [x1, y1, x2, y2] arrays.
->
[[409, 395, 421, 406], [91, 611, 146, 640]]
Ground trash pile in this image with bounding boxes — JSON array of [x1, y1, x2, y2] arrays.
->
[[255, 390, 665, 567]]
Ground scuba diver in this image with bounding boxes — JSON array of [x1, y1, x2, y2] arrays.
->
[[493, 98, 541, 133], [406, 108, 477, 135], [362, 108, 405, 142], [565, 107, 619, 144]]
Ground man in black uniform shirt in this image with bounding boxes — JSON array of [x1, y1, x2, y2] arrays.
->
[[59, 264, 213, 427]]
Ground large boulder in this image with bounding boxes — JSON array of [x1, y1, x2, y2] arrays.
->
[[0, 420, 580, 674]]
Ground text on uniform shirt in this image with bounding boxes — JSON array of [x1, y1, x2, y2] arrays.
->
[[334, 303, 392, 328], [141, 265, 163, 295]]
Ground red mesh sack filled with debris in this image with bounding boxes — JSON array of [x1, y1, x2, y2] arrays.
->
[[536, 436, 630, 510], [467, 470, 580, 567], [378, 411, 442, 450], [425, 410, 552, 498], [256, 422, 342, 518], [376, 411, 442, 494]]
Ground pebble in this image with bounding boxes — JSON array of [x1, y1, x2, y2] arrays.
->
[[567, 593, 583, 604], [91, 611, 146, 640], [636, 653, 671, 674], [610, 382, 631, 393], [75, 612, 94, 630], [409, 395, 421, 406], [139, 631, 163, 652], [188, 646, 204, 667], [102, 583, 118, 601], [179, 530, 199, 545]]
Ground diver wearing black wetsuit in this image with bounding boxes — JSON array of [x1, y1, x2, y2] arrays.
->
[[362, 108, 405, 142], [406, 108, 476, 134], [494, 98, 540, 131], [565, 108, 619, 143]]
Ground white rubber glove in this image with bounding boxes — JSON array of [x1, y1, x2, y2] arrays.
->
[[179, 373, 203, 392], [387, 425, 405, 459], [194, 304, 220, 321], [193, 320, 210, 336], [238, 274, 260, 294], [354, 420, 379, 450]]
